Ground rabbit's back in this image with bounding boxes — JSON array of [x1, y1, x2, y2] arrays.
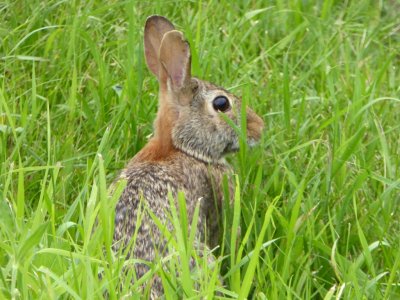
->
[[113, 152, 228, 266]]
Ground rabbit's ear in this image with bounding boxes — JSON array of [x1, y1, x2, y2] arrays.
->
[[144, 16, 175, 77], [159, 30, 191, 92]]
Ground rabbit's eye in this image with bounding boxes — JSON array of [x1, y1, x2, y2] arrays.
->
[[212, 96, 230, 112]]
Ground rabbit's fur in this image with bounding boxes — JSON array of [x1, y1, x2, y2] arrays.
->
[[113, 15, 264, 297]]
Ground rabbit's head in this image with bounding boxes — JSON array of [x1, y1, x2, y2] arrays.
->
[[142, 15, 264, 163]]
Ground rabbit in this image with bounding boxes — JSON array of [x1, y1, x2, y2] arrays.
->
[[113, 15, 264, 298]]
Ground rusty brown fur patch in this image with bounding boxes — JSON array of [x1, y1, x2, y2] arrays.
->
[[128, 138, 177, 164], [130, 98, 179, 163], [130, 82, 199, 163]]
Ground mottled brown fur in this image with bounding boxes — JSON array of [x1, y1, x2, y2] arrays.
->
[[113, 15, 264, 298]]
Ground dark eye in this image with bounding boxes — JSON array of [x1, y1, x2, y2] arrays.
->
[[212, 96, 230, 112]]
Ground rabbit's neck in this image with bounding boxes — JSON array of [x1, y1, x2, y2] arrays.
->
[[175, 143, 227, 165]]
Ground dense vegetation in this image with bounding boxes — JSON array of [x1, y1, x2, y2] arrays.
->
[[1, 0, 399, 298]]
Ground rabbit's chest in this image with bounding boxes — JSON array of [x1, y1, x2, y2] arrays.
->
[[178, 162, 229, 242]]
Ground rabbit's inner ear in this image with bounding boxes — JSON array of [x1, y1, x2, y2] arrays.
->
[[159, 30, 192, 93], [144, 16, 175, 77]]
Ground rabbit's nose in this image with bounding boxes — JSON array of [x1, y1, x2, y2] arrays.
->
[[246, 108, 264, 142]]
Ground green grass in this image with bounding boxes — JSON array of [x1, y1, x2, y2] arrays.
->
[[1, 0, 400, 298]]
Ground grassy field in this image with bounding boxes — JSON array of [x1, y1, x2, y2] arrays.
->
[[1, 0, 400, 299]]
